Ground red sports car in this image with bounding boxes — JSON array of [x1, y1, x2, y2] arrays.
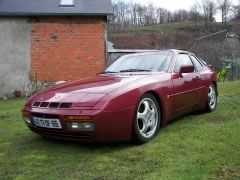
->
[[22, 49, 218, 143]]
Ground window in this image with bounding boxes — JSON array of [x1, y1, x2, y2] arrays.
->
[[190, 55, 203, 72], [174, 54, 194, 72], [199, 58, 208, 66], [59, 0, 74, 7], [104, 52, 173, 73]]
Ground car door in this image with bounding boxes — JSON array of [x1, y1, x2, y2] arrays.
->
[[172, 53, 202, 115], [189, 54, 206, 108]]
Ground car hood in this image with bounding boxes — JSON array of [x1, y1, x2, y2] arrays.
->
[[30, 73, 158, 107], [42, 73, 155, 94]]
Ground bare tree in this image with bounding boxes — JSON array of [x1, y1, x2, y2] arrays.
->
[[131, 3, 138, 28], [173, 9, 189, 22], [156, 8, 165, 24], [108, 0, 218, 31], [210, 2, 216, 22], [144, 3, 156, 26], [190, 2, 201, 26], [217, 0, 232, 27], [108, 2, 120, 30], [201, 0, 217, 26], [232, 0, 240, 20], [136, 4, 144, 27], [167, 11, 173, 22]]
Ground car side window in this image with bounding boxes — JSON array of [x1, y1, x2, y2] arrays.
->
[[190, 55, 203, 72], [174, 54, 194, 73]]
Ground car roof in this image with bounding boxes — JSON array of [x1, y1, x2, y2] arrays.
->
[[170, 49, 190, 54], [119, 49, 191, 57]]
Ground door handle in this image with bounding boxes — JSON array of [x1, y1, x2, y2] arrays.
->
[[194, 75, 202, 80]]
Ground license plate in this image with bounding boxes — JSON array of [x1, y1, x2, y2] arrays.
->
[[32, 117, 62, 129]]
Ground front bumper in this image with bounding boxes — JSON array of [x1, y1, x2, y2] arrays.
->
[[23, 107, 135, 143]]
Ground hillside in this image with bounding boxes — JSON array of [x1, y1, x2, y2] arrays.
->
[[108, 21, 240, 50]]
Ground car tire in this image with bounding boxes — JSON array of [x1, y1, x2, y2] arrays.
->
[[205, 84, 217, 112], [132, 94, 161, 144]]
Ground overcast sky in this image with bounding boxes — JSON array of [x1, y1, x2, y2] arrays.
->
[[121, 0, 239, 22]]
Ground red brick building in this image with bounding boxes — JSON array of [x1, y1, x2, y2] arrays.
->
[[30, 16, 107, 81], [0, 0, 113, 87]]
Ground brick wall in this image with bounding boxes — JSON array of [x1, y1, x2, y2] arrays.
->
[[31, 16, 106, 81]]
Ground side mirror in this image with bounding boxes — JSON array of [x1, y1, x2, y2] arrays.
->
[[179, 65, 194, 76]]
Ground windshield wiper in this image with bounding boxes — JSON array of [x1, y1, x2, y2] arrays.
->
[[119, 69, 151, 73], [98, 71, 118, 74]]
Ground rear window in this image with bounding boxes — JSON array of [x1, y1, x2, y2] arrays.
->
[[190, 55, 203, 72], [199, 58, 208, 66], [174, 54, 194, 73]]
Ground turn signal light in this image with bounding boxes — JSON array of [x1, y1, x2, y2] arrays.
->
[[22, 110, 30, 118], [22, 110, 31, 124], [64, 115, 92, 121]]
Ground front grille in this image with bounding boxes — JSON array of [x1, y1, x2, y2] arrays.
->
[[33, 102, 41, 107], [40, 102, 49, 108], [49, 102, 60, 108], [32, 102, 72, 109]]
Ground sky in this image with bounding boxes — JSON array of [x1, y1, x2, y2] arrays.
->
[[122, 0, 239, 22]]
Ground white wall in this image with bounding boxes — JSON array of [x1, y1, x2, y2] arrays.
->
[[0, 17, 31, 97]]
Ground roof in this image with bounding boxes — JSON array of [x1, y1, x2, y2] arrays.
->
[[0, 0, 113, 16], [108, 49, 159, 53], [107, 49, 192, 54]]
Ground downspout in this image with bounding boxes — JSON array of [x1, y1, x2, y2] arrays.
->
[[104, 16, 108, 68]]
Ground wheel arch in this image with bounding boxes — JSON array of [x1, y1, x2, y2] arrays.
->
[[211, 81, 218, 96], [144, 90, 166, 126]]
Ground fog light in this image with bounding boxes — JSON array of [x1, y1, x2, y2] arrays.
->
[[82, 122, 95, 130], [71, 122, 80, 129], [68, 122, 95, 131]]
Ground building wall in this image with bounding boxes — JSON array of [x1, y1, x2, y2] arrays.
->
[[31, 16, 106, 81], [0, 17, 31, 97]]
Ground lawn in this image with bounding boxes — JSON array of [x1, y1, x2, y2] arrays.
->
[[0, 81, 240, 180]]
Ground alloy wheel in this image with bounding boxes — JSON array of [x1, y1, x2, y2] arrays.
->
[[208, 85, 217, 110], [137, 98, 159, 138]]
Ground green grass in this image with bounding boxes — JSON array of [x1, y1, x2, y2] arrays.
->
[[109, 21, 227, 35], [0, 81, 240, 180], [126, 21, 203, 33]]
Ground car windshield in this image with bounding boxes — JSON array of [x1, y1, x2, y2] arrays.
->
[[103, 52, 172, 73]]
